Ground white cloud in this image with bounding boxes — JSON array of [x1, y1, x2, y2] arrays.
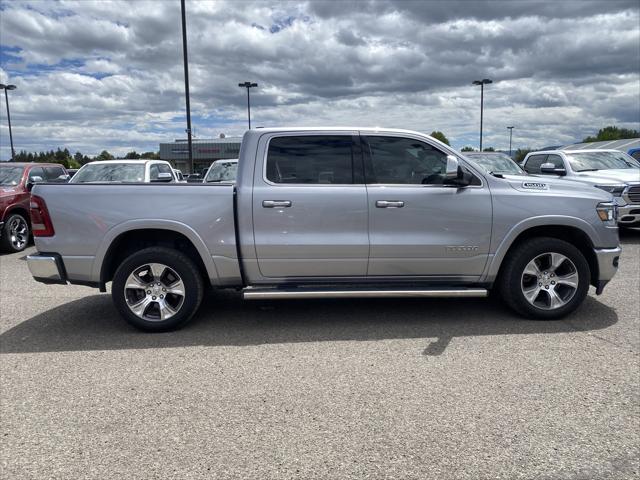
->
[[0, 0, 638, 159]]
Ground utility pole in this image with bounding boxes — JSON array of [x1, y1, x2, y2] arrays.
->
[[507, 126, 514, 157], [0, 84, 17, 160], [180, 0, 193, 173]]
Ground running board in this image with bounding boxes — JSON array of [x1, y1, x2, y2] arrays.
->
[[243, 287, 488, 300]]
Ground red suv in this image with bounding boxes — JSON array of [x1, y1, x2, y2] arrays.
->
[[0, 163, 69, 252]]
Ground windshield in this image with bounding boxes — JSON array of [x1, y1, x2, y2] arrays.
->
[[0, 166, 25, 186], [205, 161, 237, 182], [466, 153, 524, 175], [71, 163, 145, 183], [566, 151, 640, 172]]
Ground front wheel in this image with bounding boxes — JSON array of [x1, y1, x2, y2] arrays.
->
[[499, 237, 590, 320], [112, 247, 204, 331], [0, 213, 30, 253]]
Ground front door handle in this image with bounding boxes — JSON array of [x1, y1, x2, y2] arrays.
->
[[376, 200, 404, 208], [263, 200, 292, 208]]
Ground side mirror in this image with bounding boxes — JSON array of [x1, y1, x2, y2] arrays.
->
[[27, 176, 43, 191], [444, 156, 473, 187], [152, 172, 173, 182], [57, 174, 70, 182], [445, 155, 459, 181], [540, 163, 566, 175]]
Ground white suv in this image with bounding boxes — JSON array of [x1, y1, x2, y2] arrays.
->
[[522, 149, 640, 227], [71, 160, 178, 183]]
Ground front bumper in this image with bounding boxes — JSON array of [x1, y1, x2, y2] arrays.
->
[[593, 246, 621, 294], [617, 204, 640, 225], [26, 253, 67, 285]]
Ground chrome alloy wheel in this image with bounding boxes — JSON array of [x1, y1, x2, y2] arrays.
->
[[124, 263, 185, 321], [521, 252, 579, 310], [9, 216, 28, 250]]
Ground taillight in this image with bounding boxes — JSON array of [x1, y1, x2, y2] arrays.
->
[[30, 195, 55, 237]]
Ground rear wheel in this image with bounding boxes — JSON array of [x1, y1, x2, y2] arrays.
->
[[1, 213, 29, 253], [112, 247, 204, 331], [499, 237, 590, 320]]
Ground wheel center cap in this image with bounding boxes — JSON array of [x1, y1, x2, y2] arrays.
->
[[152, 285, 162, 296]]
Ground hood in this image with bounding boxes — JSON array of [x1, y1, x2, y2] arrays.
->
[[573, 169, 640, 185], [0, 186, 19, 197], [501, 174, 612, 201]]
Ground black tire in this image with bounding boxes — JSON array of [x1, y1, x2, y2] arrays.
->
[[498, 237, 590, 320], [0, 213, 30, 253], [112, 247, 204, 332]]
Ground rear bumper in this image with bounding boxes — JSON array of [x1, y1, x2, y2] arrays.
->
[[593, 246, 621, 294], [27, 253, 67, 285]]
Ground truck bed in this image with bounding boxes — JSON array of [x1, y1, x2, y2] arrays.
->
[[32, 183, 241, 286]]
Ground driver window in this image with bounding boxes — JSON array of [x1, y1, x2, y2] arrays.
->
[[364, 136, 448, 184], [28, 167, 44, 182]]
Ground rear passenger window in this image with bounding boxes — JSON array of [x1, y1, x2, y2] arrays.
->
[[266, 136, 354, 184], [524, 154, 548, 174]]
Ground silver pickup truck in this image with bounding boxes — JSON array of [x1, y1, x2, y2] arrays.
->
[[27, 128, 621, 331]]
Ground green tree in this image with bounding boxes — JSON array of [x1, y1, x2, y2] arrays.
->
[[430, 131, 450, 145], [96, 150, 114, 161], [483, 147, 495, 152], [514, 148, 533, 163], [460, 146, 475, 152], [583, 126, 640, 142], [124, 151, 141, 159], [140, 151, 160, 159]]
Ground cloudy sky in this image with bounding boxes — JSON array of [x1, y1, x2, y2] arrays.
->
[[0, 0, 639, 159]]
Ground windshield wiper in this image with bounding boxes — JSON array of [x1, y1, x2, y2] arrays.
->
[[577, 168, 600, 172]]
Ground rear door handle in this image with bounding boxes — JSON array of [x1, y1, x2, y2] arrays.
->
[[376, 200, 404, 208], [262, 200, 292, 208]]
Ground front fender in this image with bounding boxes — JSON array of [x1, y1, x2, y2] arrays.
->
[[92, 219, 220, 285], [482, 215, 603, 283]]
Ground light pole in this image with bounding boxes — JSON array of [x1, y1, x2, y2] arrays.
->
[[472, 78, 492, 151], [238, 82, 258, 129], [0, 84, 17, 161], [180, 0, 193, 174], [507, 126, 514, 157]]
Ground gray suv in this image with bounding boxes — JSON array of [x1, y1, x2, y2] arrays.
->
[[522, 149, 640, 227]]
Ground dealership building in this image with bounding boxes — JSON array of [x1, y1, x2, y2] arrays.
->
[[159, 136, 242, 174]]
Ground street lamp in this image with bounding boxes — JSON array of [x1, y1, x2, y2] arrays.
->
[[180, 0, 193, 174], [0, 84, 17, 161], [507, 126, 514, 157], [472, 78, 492, 151], [238, 82, 258, 129]]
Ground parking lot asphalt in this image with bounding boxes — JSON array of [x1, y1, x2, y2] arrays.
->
[[1, 230, 639, 480]]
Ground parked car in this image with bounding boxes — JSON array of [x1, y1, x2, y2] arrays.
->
[[66, 168, 79, 179], [185, 173, 203, 183], [27, 128, 620, 331], [522, 149, 640, 227], [463, 152, 525, 176], [0, 162, 68, 252], [203, 159, 238, 183], [70, 160, 176, 183], [173, 169, 186, 182]]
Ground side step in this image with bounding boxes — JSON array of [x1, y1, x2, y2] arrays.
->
[[243, 287, 488, 300]]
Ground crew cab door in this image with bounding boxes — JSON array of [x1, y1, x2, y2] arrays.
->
[[252, 132, 369, 278], [363, 134, 492, 280]]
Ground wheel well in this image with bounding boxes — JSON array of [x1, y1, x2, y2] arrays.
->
[[101, 229, 209, 286], [498, 225, 599, 285], [4, 207, 29, 223]]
